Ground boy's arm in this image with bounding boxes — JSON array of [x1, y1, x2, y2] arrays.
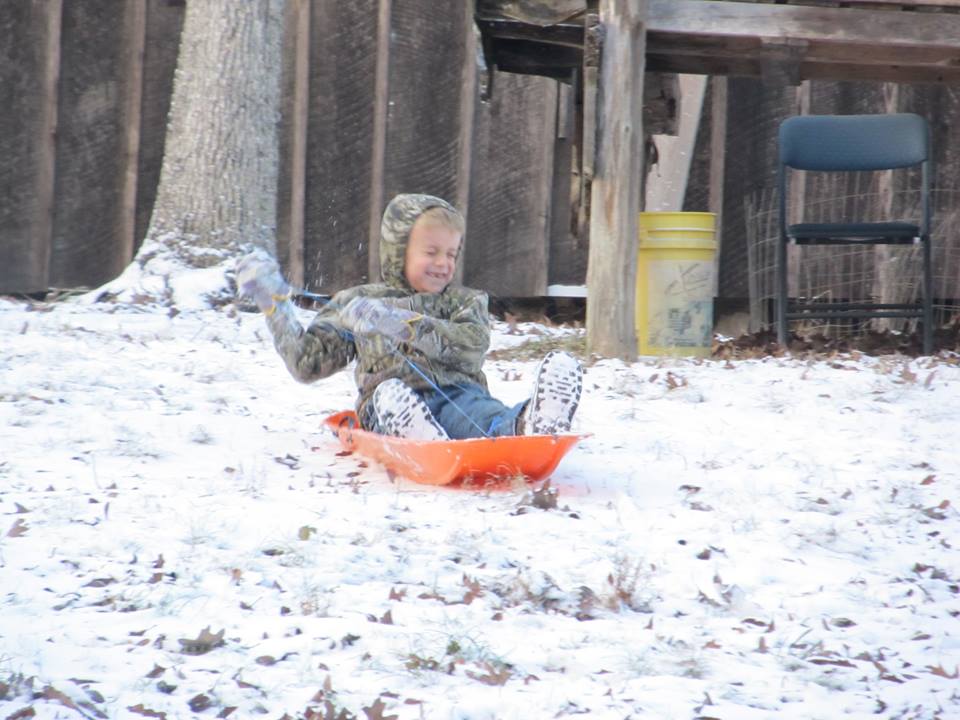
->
[[266, 297, 356, 383]]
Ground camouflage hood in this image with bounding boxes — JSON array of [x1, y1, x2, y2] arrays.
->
[[379, 193, 462, 290]]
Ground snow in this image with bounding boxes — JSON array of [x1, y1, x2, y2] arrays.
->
[[1, 292, 958, 720]]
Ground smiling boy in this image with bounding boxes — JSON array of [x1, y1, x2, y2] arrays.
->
[[237, 193, 581, 441]]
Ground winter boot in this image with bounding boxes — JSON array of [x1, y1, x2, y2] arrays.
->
[[372, 379, 449, 441], [519, 350, 583, 435]]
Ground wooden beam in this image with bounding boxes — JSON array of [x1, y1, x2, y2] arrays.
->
[[708, 76, 726, 298], [577, 7, 598, 242], [586, 0, 646, 360], [368, 0, 392, 285], [38, 0, 61, 291], [454, 5, 477, 287], [646, 0, 960, 83], [119, 1, 146, 269], [278, 0, 309, 288]]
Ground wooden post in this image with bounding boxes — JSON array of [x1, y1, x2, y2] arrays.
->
[[37, 0, 61, 291], [0, 0, 61, 293], [586, 0, 647, 359], [578, 6, 599, 242], [454, 6, 478, 286], [708, 76, 727, 299], [120, 1, 147, 267], [368, 0, 392, 285], [277, 0, 310, 288]]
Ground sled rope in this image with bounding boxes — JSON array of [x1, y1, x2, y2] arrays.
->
[[298, 290, 492, 438]]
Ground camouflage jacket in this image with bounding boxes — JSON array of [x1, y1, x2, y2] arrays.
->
[[266, 194, 490, 422]]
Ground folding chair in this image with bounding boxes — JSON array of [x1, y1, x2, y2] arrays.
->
[[775, 113, 933, 354]]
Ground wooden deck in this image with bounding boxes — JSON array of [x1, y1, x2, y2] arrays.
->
[[477, 0, 960, 84]]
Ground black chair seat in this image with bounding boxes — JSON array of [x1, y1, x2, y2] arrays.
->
[[788, 221, 920, 242]]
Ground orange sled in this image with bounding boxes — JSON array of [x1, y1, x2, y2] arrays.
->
[[323, 411, 586, 486]]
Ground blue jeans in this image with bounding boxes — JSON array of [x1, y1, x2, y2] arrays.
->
[[423, 383, 525, 439], [360, 382, 525, 439]]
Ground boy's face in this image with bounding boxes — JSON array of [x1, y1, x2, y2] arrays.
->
[[404, 217, 461, 293]]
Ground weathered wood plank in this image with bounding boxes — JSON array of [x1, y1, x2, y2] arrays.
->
[[548, 81, 587, 286], [135, 0, 184, 257], [708, 76, 727, 232], [365, 0, 473, 286], [464, 72, 556, 296], [761, 0, 960, 8], [0, 0, 60, 293], [716, 78, 795, 302], [480, 0, 960, 22], [119, 1, 146, 273], [367, 0, 392, 286], [646, 0, 960, 83], [304, 0, 379, 293], [586, 0, 646, 359], [50, 0, 143, 288], [378, 0, 472, 240], [454, 15, 478, 287], [276, 0, 310, 288]]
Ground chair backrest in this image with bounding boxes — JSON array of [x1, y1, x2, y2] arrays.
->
[[779, 113, 929, 172]]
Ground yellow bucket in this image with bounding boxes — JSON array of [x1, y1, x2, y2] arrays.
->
[[636, 212, 717, 357]]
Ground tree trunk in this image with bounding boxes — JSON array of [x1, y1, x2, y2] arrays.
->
[[103, 0, 284, 305]]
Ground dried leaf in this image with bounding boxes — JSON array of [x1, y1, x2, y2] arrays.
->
[[462, 574, 483, 605], [927, 664, 959, 679], [84, 577, 116, 588], [274, 454, 300, 469], [362, 697, 399, 720], [39, 686, 84, 713], [128, 705, 167, 719], [178, 627, 225, 655], [465, 662, 512, 686], [7, 707, 36, 720], [665, 371, 687, 390], [145, 665, 166, 679], [188, 694, 212, 713], [6, 518, 28, 537], [298, 525, 316, 541], [921, 474, 936, 485], [388, 587, 406, 601], [809, 657, 855, 667]]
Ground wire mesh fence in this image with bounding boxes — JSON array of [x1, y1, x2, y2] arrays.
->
[[745, 184, 960, 338]]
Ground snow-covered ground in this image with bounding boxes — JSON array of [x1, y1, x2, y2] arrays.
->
[[1, 295, 958, 720]]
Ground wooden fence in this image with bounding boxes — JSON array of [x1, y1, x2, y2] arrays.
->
[[1, 0, 581, 298], [5, 0, 960, 316]]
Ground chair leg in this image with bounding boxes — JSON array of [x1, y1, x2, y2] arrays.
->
[[922, 237, 933, 355], [776, 236, 788, 347]]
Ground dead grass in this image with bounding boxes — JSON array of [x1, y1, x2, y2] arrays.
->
[[488, 332, 590, 364]]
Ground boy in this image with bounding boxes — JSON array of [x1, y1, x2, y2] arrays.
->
[[237, 193, 582, 441]]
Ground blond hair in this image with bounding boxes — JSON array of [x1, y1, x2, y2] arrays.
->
[[417, 205, 465, 236]]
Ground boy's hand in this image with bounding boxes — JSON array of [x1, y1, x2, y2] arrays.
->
[[340, 297, 421, 343], [236, 251, 291, 314]]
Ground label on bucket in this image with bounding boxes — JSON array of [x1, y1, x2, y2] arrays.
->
[[646, 259, 713, 348]]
